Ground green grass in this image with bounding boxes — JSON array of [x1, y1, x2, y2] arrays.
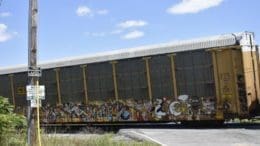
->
[[0, 131, 26, 146], [231, 118, 260, 123], [42, 133, 159, 146], [1, 133, 159, 146]]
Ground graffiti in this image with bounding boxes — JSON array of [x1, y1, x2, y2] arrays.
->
[[221, 73, 231, 83], [14, 95, 216, 123], [17, 87, 26, 95], [40, 96, 216, 123], [168, 95, 191, 117], [200, 97, 215, 115], [221, 73, 233, 96], [154, 98, 167, 119], [169, 101, 188, 116]]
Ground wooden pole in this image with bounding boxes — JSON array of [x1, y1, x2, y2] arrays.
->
[[28, 0, 38, 145]]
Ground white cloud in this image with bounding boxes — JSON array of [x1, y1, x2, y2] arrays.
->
[[118, 20, 147, 29], [97, 9, 109, 15], [121, 30, 144, 40], [0, 24, 13, 42], [0, 12, 11, 17], [167, 0, 224, 14], [76, 6, 109, 17], [76, 6, 92, 16]]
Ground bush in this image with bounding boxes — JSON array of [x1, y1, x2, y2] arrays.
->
[[0, 96, 27, 145]]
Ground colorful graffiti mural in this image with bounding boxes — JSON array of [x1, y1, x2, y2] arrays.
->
[[13, 95, 216, 123], [29, 95, 216, 123]]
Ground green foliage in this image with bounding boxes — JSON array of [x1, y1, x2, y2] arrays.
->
[[0, 96, 27, 145], [42, 133, 159, 146]]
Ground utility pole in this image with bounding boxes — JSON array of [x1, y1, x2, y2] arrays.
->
[[27, 0, 39, 145]]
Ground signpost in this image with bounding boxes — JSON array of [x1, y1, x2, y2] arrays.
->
[[30, 99, 42, 108], [26, 85, 45, 100], [26, 85, 45, 107]]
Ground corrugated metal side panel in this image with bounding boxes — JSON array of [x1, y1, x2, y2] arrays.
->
[[13, 73, 27, 107], [175, 50, 215, 97], [41, 36, 236, 69], [150, 55, 173, 98], [0, 75, 12, 102], [0, 32, 240, 75], [214, 49, 241, 114], [240, 33, 260, 112], [40, 69, 57, 105], [59, 66, 83, 103], [241, 50, 260, 112], [117, 58, 148, 99], [87, 62, 114, 100], [232, 50, 247, 114]]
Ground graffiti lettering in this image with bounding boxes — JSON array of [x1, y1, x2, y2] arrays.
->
[[17, 87, 26, 95], [14, 95, 216, 123]]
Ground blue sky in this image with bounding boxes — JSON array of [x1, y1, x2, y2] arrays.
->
[[0, 0, 259, 67]]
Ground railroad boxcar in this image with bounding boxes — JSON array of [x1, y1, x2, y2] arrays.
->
[[0, 31, 259, 124]]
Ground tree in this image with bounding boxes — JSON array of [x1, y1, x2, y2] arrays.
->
[[0, 96, 27, 145]]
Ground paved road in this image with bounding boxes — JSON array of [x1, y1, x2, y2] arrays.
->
[[119, 128, 260, 146]]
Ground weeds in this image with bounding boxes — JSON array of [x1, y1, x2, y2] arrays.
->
[[42, 133, 159, 146]]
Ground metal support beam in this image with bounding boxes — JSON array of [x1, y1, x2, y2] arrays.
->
[[257, 45, 260, 102], [211, 51, 223, 120], [230, 50, 240, 114], [81, 65, 88, 104], [54, 68, 62, 105], [110, 61, 119, 101], [143, 57, 152, 101], [168, 54, 178, 99], [8, 74, 16, 106]]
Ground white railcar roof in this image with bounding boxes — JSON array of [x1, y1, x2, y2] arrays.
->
[[0, 32, 252, 75]]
